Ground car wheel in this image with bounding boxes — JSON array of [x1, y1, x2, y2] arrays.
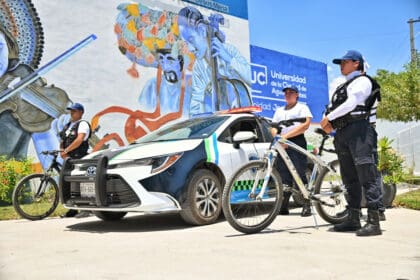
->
[[93, 211, 127, 221], [180, 169, 222, 225]]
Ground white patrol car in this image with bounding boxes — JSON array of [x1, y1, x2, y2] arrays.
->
[[59, 107, 273, 225]]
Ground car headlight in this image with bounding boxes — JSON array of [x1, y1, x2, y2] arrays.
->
[[108, 153, 183, 174], [150, 153, 183, 174]]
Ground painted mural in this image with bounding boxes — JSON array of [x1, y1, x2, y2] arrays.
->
[[0, 0, 251, 168], [91, 2, 252, 151]]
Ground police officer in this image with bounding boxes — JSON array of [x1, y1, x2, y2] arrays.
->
[[59, 102, 91, 217], [320, 50, 382, 236], [271, 86, 313, 217], [60, 103, 90, 159]]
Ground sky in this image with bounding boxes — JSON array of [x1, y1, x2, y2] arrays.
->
[[247, 0, 420, 81]]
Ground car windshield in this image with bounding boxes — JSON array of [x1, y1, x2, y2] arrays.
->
[[135, 116, 229, 143]]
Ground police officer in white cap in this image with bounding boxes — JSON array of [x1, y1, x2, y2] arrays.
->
[[272, 85, 313, 217], [321, 50, 382, 236]]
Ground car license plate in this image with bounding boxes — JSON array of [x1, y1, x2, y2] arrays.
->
[[80, 182, 95, 198]]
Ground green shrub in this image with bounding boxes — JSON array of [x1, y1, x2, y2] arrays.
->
[[378, 137, 406, 184], [0, 156, 34, 204]]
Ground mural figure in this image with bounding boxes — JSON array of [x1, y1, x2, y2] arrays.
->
[[138, 48, 191, 118], [0, 5, 71, 169], [177, 6, 252, 114], [0, 27, 31, 158], [91, 3, 195, 149]]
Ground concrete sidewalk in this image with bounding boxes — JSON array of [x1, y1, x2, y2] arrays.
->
[[1, 207, 419, 280]]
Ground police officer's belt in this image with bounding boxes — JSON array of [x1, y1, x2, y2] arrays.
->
[[330, 108, 369, 130]]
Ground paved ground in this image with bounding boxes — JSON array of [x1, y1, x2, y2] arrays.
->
[[1, 206, 419, 280]]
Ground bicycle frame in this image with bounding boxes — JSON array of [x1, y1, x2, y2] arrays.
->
[[251, 135, 337, 201], [35, 154, 62, 198]]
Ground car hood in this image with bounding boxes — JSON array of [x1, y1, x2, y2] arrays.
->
[[85, 139, 203, 163]]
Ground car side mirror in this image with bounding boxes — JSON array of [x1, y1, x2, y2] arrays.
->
[[232, 131, 257, 149]]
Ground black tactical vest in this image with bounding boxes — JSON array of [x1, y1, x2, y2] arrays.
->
[[60, 120, 91, 159], [326, 74, 381, 129]]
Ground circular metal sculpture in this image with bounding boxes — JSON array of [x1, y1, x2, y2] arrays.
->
[[0, 0, 44, 68]]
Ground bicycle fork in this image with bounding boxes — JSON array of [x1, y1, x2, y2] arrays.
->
[[250, 150, 276, 200], [34, 176, 48, 199]]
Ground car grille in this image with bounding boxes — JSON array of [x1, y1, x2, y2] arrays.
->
[[60, 156, 140, 208], [67, 175, 139, 206]]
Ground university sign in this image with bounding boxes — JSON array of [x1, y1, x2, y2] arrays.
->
[[250, 45, 329, 122]]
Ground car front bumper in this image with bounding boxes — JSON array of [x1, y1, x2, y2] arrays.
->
[[59, 156, 181, 213]]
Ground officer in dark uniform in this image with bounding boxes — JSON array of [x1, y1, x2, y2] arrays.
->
[[59, 102, 91, 218], [60, 103, 91, 160], [320, 50, 382, 236]]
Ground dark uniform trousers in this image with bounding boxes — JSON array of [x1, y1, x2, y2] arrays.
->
[[333, 119, 381, 210]]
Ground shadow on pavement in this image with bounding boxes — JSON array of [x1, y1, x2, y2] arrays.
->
[[224, 223, 331, 238], [66, 213, 226, 233], [66, 213, 192, 233]]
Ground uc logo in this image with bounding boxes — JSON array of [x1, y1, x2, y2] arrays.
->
[[251, 63, 267, 86]]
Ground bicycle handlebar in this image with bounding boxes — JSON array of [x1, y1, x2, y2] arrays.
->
[[271, 117, 307, 129], [41, 150, 63, 156], [313, 128, 336, 156], [314, 127, 336, 137], [314, 127, 328, 137]]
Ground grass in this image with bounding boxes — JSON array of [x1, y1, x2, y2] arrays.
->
[[0, 203, 68, 221], [393, 189, 420, 210]]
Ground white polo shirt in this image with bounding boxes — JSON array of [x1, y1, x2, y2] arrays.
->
[[272, 103, 313, 135], [327, 71, 372, 121]]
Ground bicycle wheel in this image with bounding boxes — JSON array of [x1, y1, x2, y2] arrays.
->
[[12, 173, 59, 220], [313, 160, 347, 224], [222, 160, 283, 234]]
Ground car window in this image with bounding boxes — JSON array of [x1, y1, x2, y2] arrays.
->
[[219, 118, 264, 143], [258, 117, 274, 142], [135, 116, 229, 143]]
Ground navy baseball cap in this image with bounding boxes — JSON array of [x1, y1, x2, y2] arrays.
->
[[333, 50, 364, 64], [66, 102, 84, 113], [282, 86, 299, 93]]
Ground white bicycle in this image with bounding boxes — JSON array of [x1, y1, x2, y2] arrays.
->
[[221, 118, 348, 234]]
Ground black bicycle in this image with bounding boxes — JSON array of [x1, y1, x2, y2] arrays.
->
[[292, 128, 396, 208], [291, 128, 339, 206], [12, 150, 62, 220]]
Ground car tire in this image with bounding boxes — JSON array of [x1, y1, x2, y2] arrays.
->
[[93, 211, 127, 221], [180, 169, 222, 225]]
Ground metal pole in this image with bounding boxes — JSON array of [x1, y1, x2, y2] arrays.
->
[[407, 18, 420, 64], [0, 34, 97, 103]]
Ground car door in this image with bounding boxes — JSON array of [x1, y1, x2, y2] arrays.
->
[[218, 117, 271, 181]]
